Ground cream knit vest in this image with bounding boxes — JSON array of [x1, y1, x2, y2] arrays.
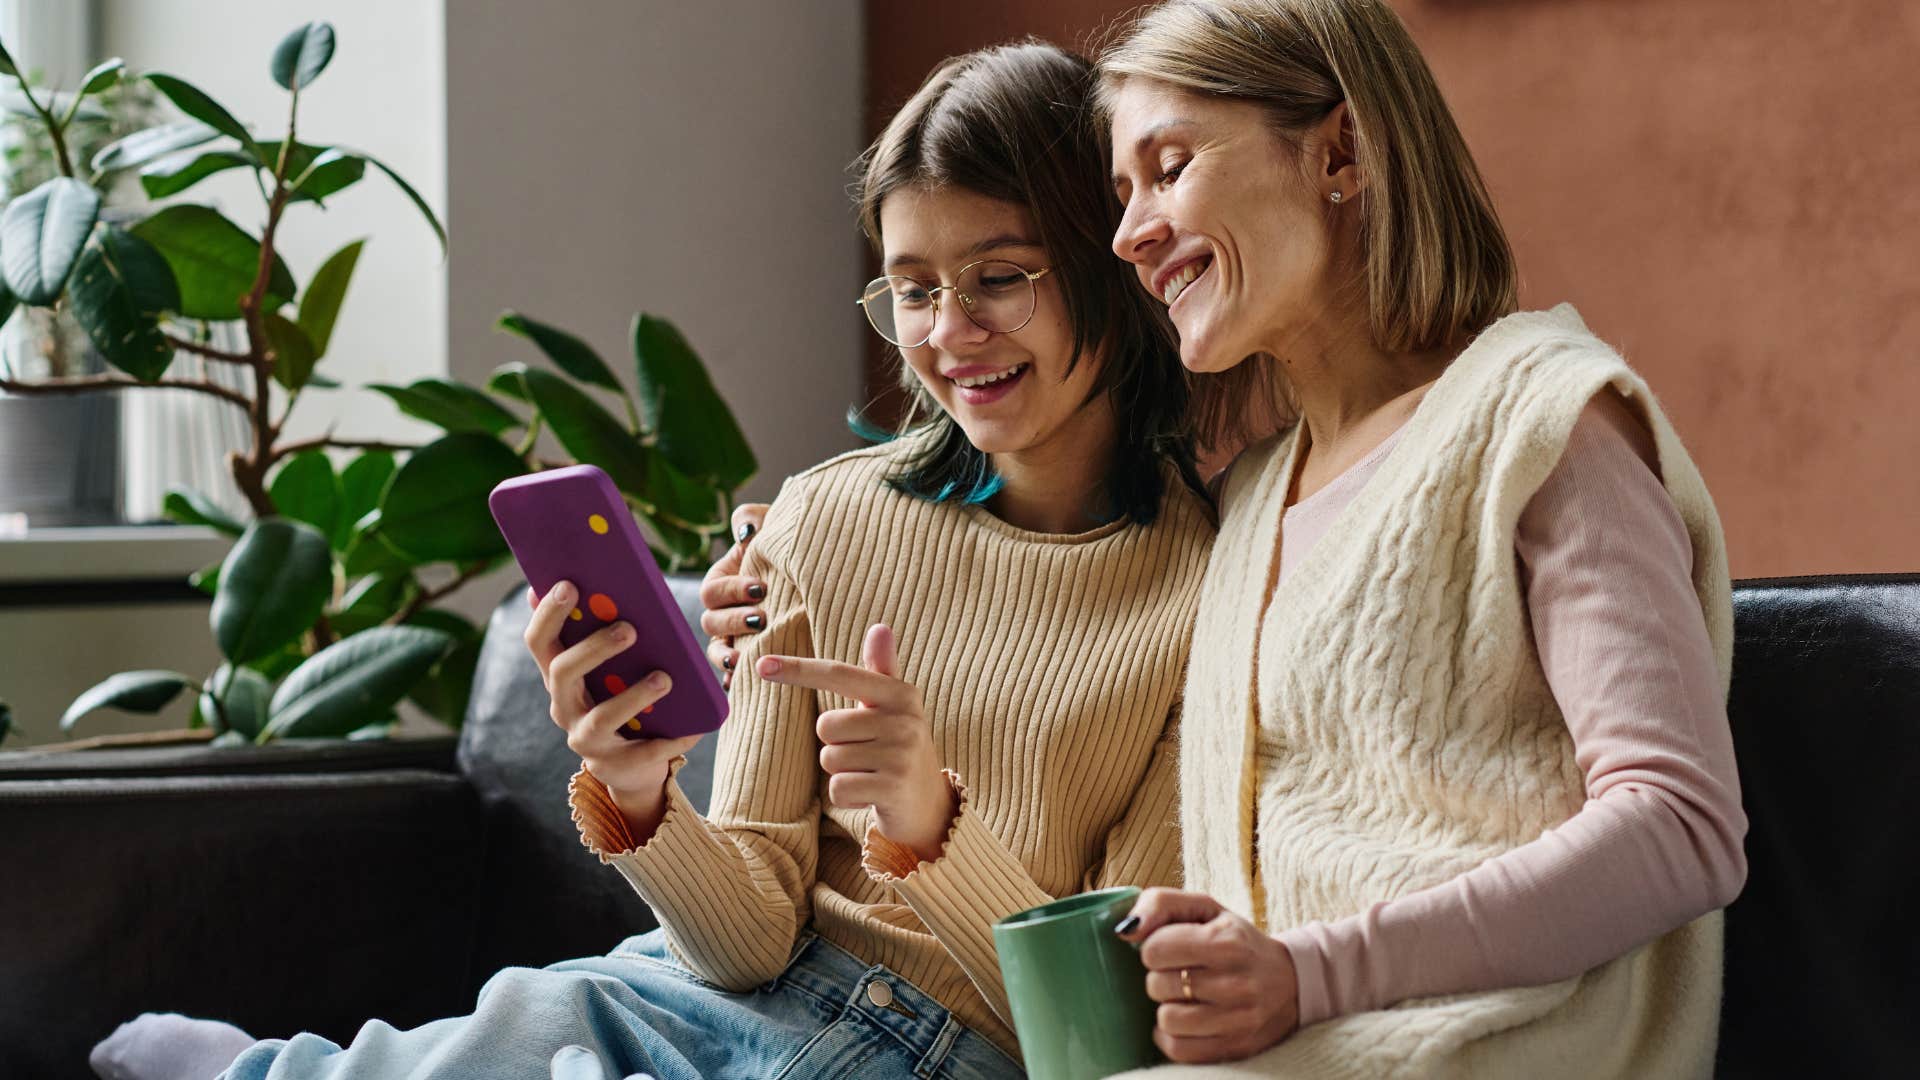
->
[[1157, 306, 1732, 1079]]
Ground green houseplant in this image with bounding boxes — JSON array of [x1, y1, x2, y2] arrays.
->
[[0, 23, 754, 745]]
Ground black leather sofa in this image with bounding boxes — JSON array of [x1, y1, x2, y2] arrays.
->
[[1, 574, 1914, 1078]]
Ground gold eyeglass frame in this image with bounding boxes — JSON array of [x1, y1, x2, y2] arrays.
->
[[855, 261, 1054, 348]]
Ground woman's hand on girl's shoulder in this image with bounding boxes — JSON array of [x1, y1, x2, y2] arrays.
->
[[701, 503, 771, 687], [1114, 888, 1301, 1064]]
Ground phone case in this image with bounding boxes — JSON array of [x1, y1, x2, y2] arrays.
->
[[488, 464, 729, 741]]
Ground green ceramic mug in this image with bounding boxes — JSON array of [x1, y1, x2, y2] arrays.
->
[[993, 885, 1162, 1080]]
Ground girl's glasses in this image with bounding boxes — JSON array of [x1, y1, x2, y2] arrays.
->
[[856, 260, 1052, 348]]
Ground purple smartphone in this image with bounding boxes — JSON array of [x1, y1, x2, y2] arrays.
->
[[488, 464, 728, 741]]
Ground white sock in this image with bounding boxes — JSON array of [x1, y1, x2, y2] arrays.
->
[[90, 1012, 257, 1080]]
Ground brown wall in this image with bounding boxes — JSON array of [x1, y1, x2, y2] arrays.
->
[[864, 0, 1920, 578]]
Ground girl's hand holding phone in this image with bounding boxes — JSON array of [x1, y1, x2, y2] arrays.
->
[[757, 623, 958, 863], [524, 579, 704, 841]]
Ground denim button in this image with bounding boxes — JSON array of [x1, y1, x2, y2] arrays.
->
[[867, 981, 893, 1008]]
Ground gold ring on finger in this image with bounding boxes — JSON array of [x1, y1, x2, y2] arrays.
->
[[1180, 967, 1194, 1002]]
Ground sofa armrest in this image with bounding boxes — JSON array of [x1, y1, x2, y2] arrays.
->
[[0, 769, 484, 1079]]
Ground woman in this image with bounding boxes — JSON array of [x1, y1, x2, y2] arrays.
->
[[92, 42, 1214, 1080], [712, 2, 1746, 1076]]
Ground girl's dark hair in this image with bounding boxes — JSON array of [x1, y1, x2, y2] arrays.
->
[[850, 40, 1203, 524]]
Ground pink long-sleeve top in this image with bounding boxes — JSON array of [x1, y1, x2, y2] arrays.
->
[[1272, 392, 1749, 1027]]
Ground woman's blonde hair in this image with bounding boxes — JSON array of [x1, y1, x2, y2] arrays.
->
[[1098, 0, 1517, 445]]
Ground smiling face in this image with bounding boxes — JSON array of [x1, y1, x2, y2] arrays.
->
[[1107, 77, 1352, 374], [877, 184, 1110, 458]]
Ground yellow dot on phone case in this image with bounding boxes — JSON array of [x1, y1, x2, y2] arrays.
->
[[569, 608, 583, 621], [587, 513, 609, 534], [625, 717, 643, 732]]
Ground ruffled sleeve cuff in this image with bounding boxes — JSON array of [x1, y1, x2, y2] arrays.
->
[[567, 756, 691, 863]]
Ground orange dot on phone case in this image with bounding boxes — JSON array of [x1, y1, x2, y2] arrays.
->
[[587, 513, 609, 534], [642, 704, 654, 714], [604, 674, 627, 695], [588, 593, 617, 621]]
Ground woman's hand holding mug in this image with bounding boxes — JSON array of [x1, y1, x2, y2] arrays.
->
[[1114, 888, 1302, 1064]]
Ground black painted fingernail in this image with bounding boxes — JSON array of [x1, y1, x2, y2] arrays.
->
[[1114, 915, 1141, 936], [744, 614, 765, 631], [736, 522, 757, 543], [746, 583, 767, 601], [723, 654, 736, 670]]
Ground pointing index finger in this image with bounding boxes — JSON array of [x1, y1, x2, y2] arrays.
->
[[756, 655, 909, 709]]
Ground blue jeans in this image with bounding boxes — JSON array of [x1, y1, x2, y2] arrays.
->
[[219, 929, 1022, 1079]]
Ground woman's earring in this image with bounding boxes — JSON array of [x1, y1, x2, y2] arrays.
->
[[1328, 190, 1344, 204]]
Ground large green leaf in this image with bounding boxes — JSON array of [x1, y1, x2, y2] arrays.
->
[[644, 451, 727, 533], [485, 363, 530, 403], [2, 178, 102, 304], [368, 378, 519, 437], [145, 74, 255, 157], [60, 670, 194, 732], [497, 312, 622, 392], [405, 609, 481, 728], [91, 120, 221, 175], [211, 518, 333, 663], [271, 22, 336, 91], [68, 225, 180, 381], [268, 451, 339, 538], [327, 570, 414, 636], [139, 148, 253, 199], [263, 625, 452, 740], [631, 314, 756, 490], [257, 140, 364, 203], [77, 58, 125, 97], [189, 556, 223, 596], [132, 205, 296, 320], [297, 239, 362, 358], [264, 312, 316, 390], [378, 433, 522, 562], [200, 663, 271, 738], [361, 153, 445, 255], [335, 451, 395, 549], [510, 363, 651, 494], [162, 485, 244, 536]]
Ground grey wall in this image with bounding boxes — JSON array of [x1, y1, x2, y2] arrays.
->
[[445, 0, 866, 511]]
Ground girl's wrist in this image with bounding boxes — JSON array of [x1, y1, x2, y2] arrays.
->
[[608, 760, 675, 845]]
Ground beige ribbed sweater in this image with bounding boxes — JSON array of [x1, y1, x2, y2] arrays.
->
[[1120, 305, 1732, 1079], [570, 435, 1215, 1060]]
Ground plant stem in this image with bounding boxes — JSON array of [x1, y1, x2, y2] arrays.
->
[[227, 87, 300, 523], [9, 73, 74, 177], [268, 433, 423, 465], [0, 372, 251, 409], [162, 333, 253, 365], [515, 414, 543, 457], [388, 559, 490, 625]]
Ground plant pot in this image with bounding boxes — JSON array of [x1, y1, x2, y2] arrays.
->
[[0, 391, 120, 526]]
